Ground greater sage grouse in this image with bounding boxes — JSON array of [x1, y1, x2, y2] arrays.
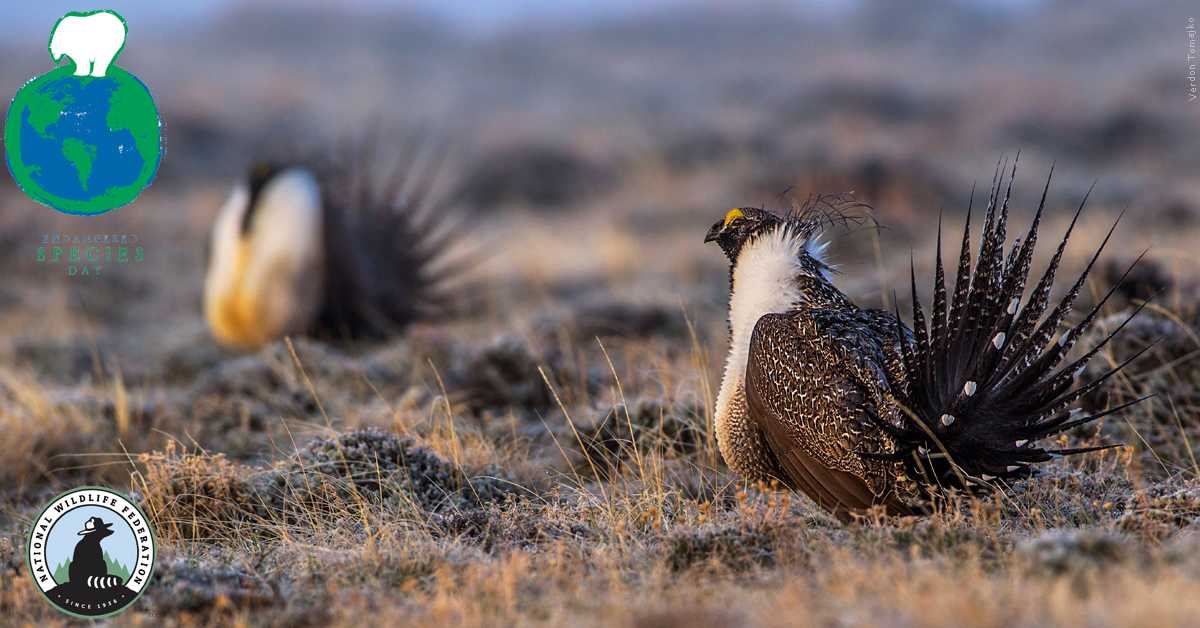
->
[[204, 143, 467, 350], [706, 165, 1145, 520]]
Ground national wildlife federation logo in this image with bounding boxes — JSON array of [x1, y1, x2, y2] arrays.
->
[[26, 486, 155, 618], [4, 10, 161, 215]]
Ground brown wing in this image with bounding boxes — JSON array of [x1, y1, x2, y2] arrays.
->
[[745, 310, 911, 520]]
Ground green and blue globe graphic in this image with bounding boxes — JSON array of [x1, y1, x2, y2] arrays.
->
[[5, 63, 160, 215]]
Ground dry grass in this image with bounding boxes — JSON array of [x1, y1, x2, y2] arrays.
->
[[1, 188, 1197, 626], [1, 270, 1197, 626], [1, 4, 1197, 624]]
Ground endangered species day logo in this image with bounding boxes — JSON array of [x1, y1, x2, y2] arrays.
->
[[27, 486, 155, 618], [4, 10, 161, 215]]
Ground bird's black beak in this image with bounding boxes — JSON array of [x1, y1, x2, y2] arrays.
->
[[704, 220, 724, 243]]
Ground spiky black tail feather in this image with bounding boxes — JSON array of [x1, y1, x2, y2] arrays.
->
[[880, 160, 1146, 489], [313, 133, 476, 340]]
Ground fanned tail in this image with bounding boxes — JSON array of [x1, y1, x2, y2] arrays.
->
[[885, 161, 1146, 489], [314, 133, 476, 340]]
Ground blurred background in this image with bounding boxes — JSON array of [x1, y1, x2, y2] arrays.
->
[[0, 0, 1196, 456], [2, 3, 1200, 622]]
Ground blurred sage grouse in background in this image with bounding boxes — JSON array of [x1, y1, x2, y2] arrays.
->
[[705, 163, 1147, 521], [204, 141, 471, 350]]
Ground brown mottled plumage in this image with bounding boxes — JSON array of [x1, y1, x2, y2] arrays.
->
[[707, 163, 1145, 521], [746, 308, 915, 516]]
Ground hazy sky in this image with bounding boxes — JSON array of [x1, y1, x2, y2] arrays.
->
[[0, 0, 851, 41], [1, 0, 1047, 44], [4, 0, 664, 35]]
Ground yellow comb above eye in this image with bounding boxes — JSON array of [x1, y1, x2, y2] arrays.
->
[[723, 208, 744, 226]]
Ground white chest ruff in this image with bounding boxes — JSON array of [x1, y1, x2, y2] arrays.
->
[[714, 228, 825, 464], [203, 169, 325, 348]]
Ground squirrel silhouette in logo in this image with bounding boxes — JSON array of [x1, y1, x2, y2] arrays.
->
[[69, 517, 122, 589]]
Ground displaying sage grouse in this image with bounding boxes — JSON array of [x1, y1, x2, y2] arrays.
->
[[706, 165, 1145, 520], [204, 142, 468, 350]]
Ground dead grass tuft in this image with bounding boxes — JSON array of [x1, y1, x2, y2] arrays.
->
[[138, 428, 517, 544]]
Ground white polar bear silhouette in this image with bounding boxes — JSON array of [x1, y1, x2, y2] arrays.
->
[[49, 11, 127, 78]]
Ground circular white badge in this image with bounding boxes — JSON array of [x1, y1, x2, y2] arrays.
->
[[26, 486, 155, 618]]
